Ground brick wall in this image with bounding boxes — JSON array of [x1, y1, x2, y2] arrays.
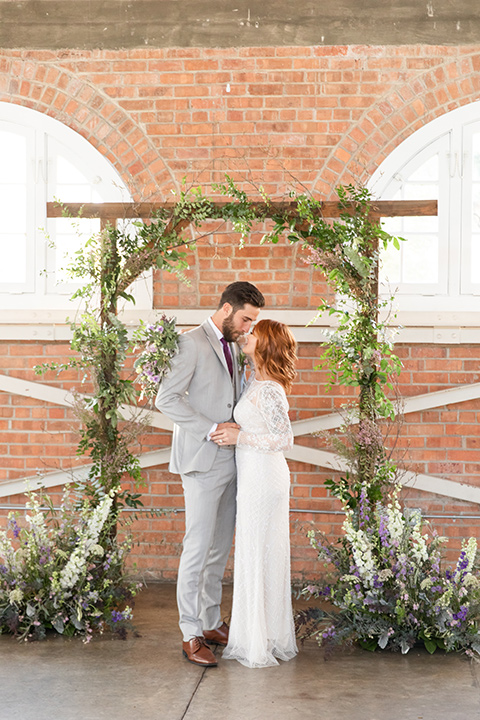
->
[[2, 46, 480, 197], [1, 43, 480, 581], [1, 337, 479, 581]]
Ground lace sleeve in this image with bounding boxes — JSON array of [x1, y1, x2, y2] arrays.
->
[[237, 382, 293, 453]]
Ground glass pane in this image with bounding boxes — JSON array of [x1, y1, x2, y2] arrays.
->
[[381, 216, 402, 234], [381, 151, 441, 289], [472, 133, 480, 181], [56, 156, 89, 185], [54, 183, 94, 203], [53, 219, 100, 283], [54, 155, 102, 203], [0, 234, 27, 283], [0, 185, 26, 233], [471, 235, 480, 283], [0, 130, 27, 285], [0, 131, 26, 184], [468, 135, 480, 289], [403, 182, 438, 201], [380, 217, 401, 284], [472, 185, 480, 232], [403, 215, 438, 234], [408, 155, 439, 182], [379, 245, 401, 284], [402, 235, 438, 283]]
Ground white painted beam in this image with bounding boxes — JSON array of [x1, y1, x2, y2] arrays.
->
[[0, 449, 172, 499], [1, 373, 480, 505], [2, 443, 479, 507], [284, 445, 480, 506], [0, 374, 174, 431]]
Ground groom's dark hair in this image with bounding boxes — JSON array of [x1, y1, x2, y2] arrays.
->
[[218, 281, 265, 311]]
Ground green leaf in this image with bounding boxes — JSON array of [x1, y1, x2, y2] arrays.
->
[[52, 616, 65, 634], [358, 637, 377, 652], [423, 638, 437, 654], [26, 603, 36, 618]]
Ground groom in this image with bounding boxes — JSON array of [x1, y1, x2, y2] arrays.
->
[[156, 281, 265, 667]]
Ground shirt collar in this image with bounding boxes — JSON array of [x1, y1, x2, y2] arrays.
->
[[208, 315, 224, 342]]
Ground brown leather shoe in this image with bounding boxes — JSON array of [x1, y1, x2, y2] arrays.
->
[[182, 637, 218, 667], [204, 622, 229, 647]]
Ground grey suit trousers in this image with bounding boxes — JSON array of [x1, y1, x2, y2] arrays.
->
[[178, 447, 236, 641]]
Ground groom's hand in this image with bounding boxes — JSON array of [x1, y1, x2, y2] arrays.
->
[[216, 422, 240, 431]]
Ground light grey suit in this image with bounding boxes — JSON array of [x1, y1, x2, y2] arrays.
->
[[155, 319, 242, 640]]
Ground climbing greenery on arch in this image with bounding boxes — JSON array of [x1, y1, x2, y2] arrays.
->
[[37, 179, 404, 514]]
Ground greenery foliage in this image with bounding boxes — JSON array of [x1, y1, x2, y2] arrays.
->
[[297, 485, 480, 660], [0, 487, 140, 641], [256, 184, 404, 502]]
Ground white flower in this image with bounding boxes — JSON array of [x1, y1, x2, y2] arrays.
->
[[343, 514, 376, 587], [454, 537, 478, 583], [340, 574, 361, 583], [378, 569, 393, 581], [9, 588, 23, 605], [463, 573, 479, 588], [385, 496, 404, 545], [122, 606, 133, 620], [59, 492, 114, 591]]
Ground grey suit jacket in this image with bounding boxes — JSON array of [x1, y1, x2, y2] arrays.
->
[[155, 320, 242, 475]]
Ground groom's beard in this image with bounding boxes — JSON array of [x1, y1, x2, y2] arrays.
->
[[222, 313, 241, 343]]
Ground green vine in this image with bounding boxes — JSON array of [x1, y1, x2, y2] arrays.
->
[[256, 184, 404, 504], [36, 181, 403, 520]]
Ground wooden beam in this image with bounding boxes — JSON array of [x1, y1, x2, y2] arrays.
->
[[46, 199, 437, 220]]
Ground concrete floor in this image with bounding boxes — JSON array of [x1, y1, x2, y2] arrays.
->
[[1, 583, 479, 720]]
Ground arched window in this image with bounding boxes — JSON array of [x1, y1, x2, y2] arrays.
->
[[370, 102, 480, 317], [0, 103, 149, 313]]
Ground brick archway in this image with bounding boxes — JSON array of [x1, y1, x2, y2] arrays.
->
[[0, 55, 173, 199], [314, 51, 480, 195]]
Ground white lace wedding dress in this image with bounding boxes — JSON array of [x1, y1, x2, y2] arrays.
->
[[222, 378, 298, 668]]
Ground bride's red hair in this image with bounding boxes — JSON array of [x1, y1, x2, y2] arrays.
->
[[253, 319, 297, 394]]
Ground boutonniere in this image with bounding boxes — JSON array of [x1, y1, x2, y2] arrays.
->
[[237, 350, 247, 373]]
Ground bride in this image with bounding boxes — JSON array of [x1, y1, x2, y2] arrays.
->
[[210, 319, 298, 668]]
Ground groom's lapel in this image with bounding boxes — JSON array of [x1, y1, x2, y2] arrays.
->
[[201, 320, 231, 377], [231, 342, 243, 399]]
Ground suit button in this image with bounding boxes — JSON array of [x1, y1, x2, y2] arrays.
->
[[227, 403, 232, 408]]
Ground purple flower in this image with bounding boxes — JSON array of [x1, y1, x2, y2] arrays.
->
[[457, 551, 469, 572], [358, 485, 369, 529], [452, 606, 468, 623], [321, 625, 336, 640], [378, 511, 389, 548]]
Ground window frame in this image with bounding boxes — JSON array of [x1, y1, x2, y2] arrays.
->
[[0, 102, 152, 313], [369, 101, 480, 315]]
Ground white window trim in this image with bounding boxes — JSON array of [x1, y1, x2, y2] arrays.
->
[[0, 102, 152, 312], [369, 101, 480, 320]]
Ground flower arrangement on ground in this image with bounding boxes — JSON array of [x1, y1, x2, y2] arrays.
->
[[134, 315, 179, 399], [0, 486, 141, 642], [297, 484, 480, 659]]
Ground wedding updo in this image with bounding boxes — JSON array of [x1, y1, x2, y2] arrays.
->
[[253, 319, 297, 394]]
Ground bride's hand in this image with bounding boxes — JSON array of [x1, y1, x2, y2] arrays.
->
[[211, 425, 240, 446]]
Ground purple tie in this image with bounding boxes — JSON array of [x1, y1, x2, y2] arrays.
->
[[220, 337, 233, 377]]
